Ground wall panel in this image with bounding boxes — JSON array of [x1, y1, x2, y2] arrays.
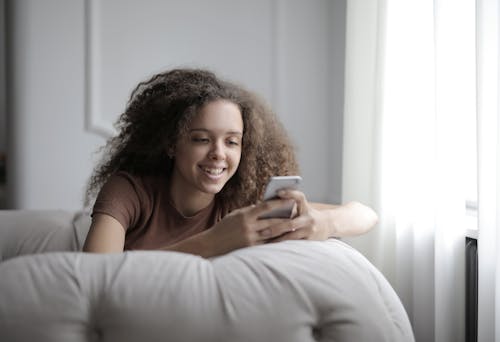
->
[[6, 0, 345, 209]]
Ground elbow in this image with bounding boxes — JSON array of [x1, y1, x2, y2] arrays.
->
[[358, 201, 378, 228], [367, 206, 379, 232], [348, 201, 379, 234]]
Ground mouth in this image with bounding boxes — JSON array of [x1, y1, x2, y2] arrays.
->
[[199, 166, 226, 179]]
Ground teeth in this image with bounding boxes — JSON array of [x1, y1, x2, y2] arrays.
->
[[202, 167, 224, 175]]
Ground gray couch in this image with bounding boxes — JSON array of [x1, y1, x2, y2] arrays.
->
[[0, 210, 415, 342]]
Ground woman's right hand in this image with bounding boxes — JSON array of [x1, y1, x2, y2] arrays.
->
[[205, 199, 297, 256]]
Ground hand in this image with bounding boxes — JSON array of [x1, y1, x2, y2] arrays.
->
[[206, 199, 299, 255], [266, 190, 332, 242]]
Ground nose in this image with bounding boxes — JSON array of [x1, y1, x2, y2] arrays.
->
[[208, 140, 225, 160]]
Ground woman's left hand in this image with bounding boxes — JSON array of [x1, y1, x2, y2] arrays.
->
[[266, 190, 332, 242]]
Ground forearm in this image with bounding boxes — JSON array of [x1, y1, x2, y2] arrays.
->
[[316, 201, 378, 237], [160, 229, 219, 258]]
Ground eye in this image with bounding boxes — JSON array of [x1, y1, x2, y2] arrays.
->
[[227, 138, 241, 146], [192, 137, 209, 143]]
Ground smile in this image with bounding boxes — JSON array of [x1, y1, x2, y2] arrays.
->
[[200, 166, 226, 176]]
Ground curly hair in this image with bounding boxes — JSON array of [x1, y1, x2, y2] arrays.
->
[[85, 68, 299, 212]]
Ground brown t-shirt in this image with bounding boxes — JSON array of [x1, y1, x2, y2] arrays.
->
[[92, 171, 223, 250]]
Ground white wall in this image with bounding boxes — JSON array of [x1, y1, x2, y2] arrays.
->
[[0, 0, 5, 208], [4, 0, 346, 210], [0, 0, 5, 155]]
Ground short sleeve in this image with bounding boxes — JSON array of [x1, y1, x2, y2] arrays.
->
[[92, 172, 145, 230]]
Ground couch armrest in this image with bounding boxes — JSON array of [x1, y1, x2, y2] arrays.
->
[[0, 210, 91, 262]]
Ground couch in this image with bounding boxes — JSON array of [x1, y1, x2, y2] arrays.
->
[[0, 210, 414, 342]]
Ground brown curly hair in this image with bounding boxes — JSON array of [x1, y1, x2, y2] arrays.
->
[[85, 68, 299, 212]]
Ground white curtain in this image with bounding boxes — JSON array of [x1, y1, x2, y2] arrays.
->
[[476, 1, 500, 341], [342, 0, 499, 341]]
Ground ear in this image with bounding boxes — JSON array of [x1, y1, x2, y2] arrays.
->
[[166, 146, 175, 159]]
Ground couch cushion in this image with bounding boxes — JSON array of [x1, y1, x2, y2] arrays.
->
[[72, 211, 92, 249], [0, 210, 91, 262], [0, 239, 414, 342]]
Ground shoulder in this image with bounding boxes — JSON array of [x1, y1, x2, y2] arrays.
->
[[92, 171, 165, 230], [94, 171, 162, 213], [102, 171, 162, 197], [93, 171, 140, 208]]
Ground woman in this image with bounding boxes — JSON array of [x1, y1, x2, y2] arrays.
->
[[83, 68, 377, 256]]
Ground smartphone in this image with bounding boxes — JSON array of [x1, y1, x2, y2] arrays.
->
[[259, 176, 302, 219]]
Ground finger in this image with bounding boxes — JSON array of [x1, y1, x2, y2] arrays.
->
[[258, 227, 273, 240], [249, 199, 296, 219], [257, 223, 292, 241], [225, 205, 252, 217], [276, 190, 309, 216], [257, 215, 311, 241], [269, 228, 308, 242], [239, 214, 291, 237], [254, 216, 295, 239], [264, 215, 305, 237], [252, 235, 268, 245]]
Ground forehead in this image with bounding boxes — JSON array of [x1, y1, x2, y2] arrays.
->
[[189, 100, 243, 132]]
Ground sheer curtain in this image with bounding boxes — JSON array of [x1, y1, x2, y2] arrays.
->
[[342, 0, 499, 341], [476, 1, 500, 341]]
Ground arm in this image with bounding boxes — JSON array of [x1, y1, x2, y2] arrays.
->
[[267, 191, 378, 241], [83, 213, 218, 256], [84, 199, 301, 257], [83, 214, 126, 253], [310, 201, 378, 237], [163, 199, 303, 257]]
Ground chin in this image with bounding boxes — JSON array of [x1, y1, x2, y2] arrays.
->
[[200, 183, 225, 195], [199, 175, 234, 194]]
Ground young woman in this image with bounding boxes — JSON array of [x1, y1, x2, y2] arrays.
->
[[83, 69, 377, 257]]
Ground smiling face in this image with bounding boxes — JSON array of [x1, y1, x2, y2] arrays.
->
[[169, 100, 244, 209]]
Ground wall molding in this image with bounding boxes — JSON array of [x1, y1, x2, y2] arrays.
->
[[84, 0, 287, 139], [271, 0, 284, 116], [84, 0, 116, 138]]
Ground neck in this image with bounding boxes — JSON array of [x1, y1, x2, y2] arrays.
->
[[168, 175, 215, 217]]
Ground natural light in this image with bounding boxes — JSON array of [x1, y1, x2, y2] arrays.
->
[[381, 0, 477, 238]]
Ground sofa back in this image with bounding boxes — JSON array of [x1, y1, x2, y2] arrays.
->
[[0, 210, 415, 341], [0, 239, 415, 342]]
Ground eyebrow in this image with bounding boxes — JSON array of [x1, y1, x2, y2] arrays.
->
[[189, 129, 243, 136]]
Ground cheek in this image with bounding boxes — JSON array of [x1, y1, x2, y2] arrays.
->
[[177, 145, 204, 160], [230, 149, 242, 167], [175, 148, 202, 170]]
